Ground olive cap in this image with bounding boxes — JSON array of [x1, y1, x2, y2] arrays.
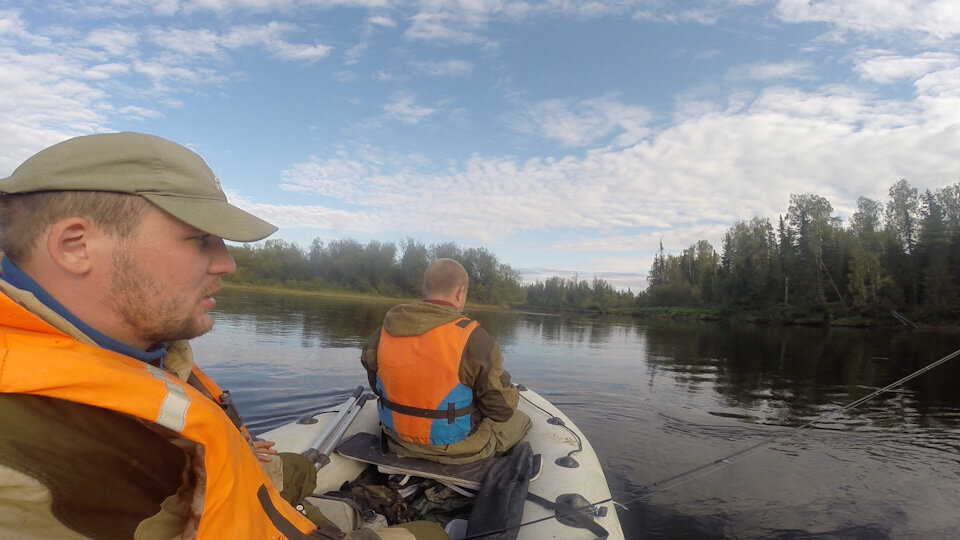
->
[[0, 132, 277, 242]]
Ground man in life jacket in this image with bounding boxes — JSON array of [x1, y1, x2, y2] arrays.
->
[[0, 133, 447, 540], [361, 258, 532, 464]]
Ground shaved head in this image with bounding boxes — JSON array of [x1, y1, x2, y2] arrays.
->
[[423, 258, 469, 300]]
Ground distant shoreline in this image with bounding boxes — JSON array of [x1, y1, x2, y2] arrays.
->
[[221, 283, 959, 329]]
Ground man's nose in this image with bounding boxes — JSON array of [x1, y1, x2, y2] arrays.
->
[[208, 238, 237, 275]]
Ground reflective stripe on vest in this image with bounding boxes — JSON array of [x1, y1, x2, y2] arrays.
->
[[375, 317, 478, 445], [0, 293, 316, 539]]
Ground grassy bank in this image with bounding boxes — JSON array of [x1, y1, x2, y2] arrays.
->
[[222, 282, 416, 304], [517, 303, 958, 328]]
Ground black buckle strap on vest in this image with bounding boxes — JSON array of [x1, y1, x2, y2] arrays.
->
[[377, 394, 474, 424], [218, 390, 245, 430]]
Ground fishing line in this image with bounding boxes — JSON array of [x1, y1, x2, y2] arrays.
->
[[451, 349, 959, 537], [621, 346, 960, 506]]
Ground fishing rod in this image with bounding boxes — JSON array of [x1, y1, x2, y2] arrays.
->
[[620, 346, 960, 504]]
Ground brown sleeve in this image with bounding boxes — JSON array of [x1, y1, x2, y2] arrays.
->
[[459, 326, 518, 422], [360, 327, 382, 392]]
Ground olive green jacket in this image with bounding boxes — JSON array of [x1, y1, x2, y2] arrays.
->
[[360, 301, 520, 439]]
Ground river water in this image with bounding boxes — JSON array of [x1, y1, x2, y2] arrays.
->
[[193, 288, 960, 539]]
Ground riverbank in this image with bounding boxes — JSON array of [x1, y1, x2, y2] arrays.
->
[[222, 283, 958, 329], [514, 304, 960, 329]]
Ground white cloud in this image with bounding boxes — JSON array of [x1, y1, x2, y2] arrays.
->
[[0, 49, 107, 173], [280, 155, 373, 198], [344, 42, 368, 65], [729, 61, 814, 81], [509, 95, 652, 148], [0, 10, 24, 36], [632, 2, 745, 25], [405, 12, 485, 44], [83, 62, 130, 80], [382, 92, 436, 124], [148, 22, 330, 62], [85, 27, 140, 56], [133, 59, 227, 87], [776, 0, 960, 39], [414, 59, 474, 77], [856, 51, 959, 84], [268, 40, 331, 61], [116, 104, 163, 119], [367, 14, 395, 27], [150, 27, 223, 58], [373, 70, 399, 81], [239, 202, 382, 232]]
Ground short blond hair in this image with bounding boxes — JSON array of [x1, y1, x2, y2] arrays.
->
[[0, 191, 149, 264], [423, 258, 469, 298]]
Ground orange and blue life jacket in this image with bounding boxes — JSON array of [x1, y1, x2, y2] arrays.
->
[[375, 317, 478, 445]]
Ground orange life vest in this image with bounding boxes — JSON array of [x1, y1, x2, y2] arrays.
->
[[0, 293, 317, 539], [375, 318, 478, 445]]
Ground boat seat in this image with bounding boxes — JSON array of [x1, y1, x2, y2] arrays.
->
[[335, 432, 541, 489]]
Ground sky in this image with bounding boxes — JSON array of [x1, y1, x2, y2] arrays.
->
[[1, 1, 959, 292]]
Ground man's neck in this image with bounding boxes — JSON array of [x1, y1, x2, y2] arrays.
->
[[0, 257, 167, 365], [424, 298, 457, 308]]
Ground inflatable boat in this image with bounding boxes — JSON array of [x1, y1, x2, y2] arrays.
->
[[262, 384, 625, 539]]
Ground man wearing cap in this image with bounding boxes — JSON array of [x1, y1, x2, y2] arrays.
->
[[0, 133, 447, 540]]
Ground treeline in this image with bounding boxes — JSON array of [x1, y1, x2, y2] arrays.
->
[[523, 276, 636, 311], [225, 178, 959, 324], [638, 179, 960, 322], [226, 238, 526, 306]]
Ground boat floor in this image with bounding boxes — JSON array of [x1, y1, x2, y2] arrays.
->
[[336, 432, 542, 489]]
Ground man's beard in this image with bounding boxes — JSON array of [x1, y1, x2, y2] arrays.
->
[[109, 246, 217, 346]]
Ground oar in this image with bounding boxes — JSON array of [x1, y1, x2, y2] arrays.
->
[[315, 393, 372, 464], [302, 386, 364, 467]]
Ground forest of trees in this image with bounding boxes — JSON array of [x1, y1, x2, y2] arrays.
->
[[226, 178, 959, 324], [226, 238, 527, 306], [637, 179, 960, 323]]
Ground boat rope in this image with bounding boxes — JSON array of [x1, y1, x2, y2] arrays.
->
[[519, 389, 583, 458], [620, 346, 960, 506]]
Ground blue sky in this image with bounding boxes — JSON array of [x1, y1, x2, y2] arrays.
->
[[2, 1, 959, 291]]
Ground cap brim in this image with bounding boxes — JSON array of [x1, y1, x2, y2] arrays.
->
[[142, 194, 278, 242]]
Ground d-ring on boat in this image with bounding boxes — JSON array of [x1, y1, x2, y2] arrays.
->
[[262, 384, 625, 539]]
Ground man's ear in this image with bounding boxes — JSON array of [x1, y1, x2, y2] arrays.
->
[[44, 217, 99, 276], [456, 284, 468, 308]]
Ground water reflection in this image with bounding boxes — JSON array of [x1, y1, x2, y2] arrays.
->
[[194, 288, 960, 539]]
